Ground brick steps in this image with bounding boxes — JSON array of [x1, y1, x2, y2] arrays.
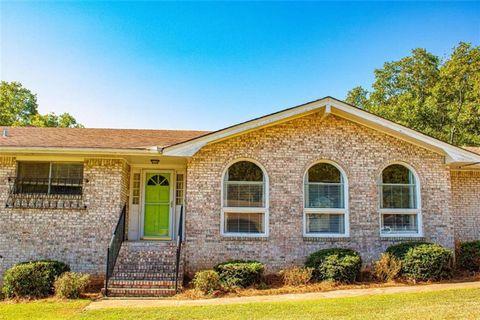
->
[[112, 274, 176, 281], [104, 287, 177, 297], [105, 241, 183, 297], [108, 279, 176, 288]]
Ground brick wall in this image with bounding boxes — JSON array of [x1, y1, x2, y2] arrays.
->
[[0, 157, 130, 280], [451, 170, 480, 242], [184, 114, 454, 273]]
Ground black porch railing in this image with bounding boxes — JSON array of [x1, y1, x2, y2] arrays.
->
[[5, 177, 86, 209], [104, 204, 127, 296], [175, 205, 184, 293]]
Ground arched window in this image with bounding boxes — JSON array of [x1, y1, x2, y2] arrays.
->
[[222, 160, 268, 236], [379, 164, 421, 236], [304, 162, 348, 236]]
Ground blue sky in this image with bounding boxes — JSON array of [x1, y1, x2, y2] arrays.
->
[[1, 1, 479, 130]]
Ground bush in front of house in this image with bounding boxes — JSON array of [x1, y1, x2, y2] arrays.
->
[[2, 260, 70, 298], [279, 266, 313, 286], [374, 253, 402, 282], [54, 272, 91, 299], [385, 242, 431, 260], [305, 248, 362, 283], [402, 244, 453, 281], [214, 260, 264, 288], [192, 270, 221, 294], [458, 240, 480, 272]]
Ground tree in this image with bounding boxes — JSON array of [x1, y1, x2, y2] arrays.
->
[[346, 42, 480, 146], [345, 86, 370, 110], [0, 81, 83, 128], [429, 43, 480, 146], [30, 112, 83, 128], [0, 81, 38, 126]]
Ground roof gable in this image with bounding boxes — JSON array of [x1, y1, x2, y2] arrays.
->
[[162, 97, 480, 166]]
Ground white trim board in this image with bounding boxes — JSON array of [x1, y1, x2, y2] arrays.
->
[[161, 97, 480, 166]]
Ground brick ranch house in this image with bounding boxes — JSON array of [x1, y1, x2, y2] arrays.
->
[[0, 97, 479, 296]]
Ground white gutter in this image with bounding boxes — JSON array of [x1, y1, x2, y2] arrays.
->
[[0, 146, 162, 156]]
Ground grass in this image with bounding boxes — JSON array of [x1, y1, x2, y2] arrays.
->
[[0, 299, 90, 320], [0, 288, 479, 320]]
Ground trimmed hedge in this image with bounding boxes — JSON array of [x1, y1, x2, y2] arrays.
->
[[385, 242, 454, 281], [397, 244, 453, 281], [385, 242, 430, 260], [305, 248, 362, 283], [214, 260, 264, 288], [2, 260, 70, 299], [458, 240, 480, 272]]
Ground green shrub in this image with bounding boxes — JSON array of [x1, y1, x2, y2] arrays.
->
[[54, 272, 90, 299], [214, 260, 264, 288], [458, 240, 480, 272], [374, 253, 402, 281], [279, 267, 313, 286], [305, 248, 362, 283], [402, 244, 453, 281], [386, 242, 431, 260], [192, 270, 221, 294], [2, 260, 70, 298]]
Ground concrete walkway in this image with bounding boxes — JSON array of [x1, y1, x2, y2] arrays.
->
[[86, 281, 480, 310]]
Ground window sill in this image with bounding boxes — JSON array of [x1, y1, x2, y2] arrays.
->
[[380, 235, 425, 241], [303, 236, 350, 242], [221, 235, 268, 241]]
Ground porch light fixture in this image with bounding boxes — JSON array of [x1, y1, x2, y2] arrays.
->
[[150, 159, 160, 164]]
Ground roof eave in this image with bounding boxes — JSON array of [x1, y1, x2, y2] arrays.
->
[[0, 146, 162, 156]]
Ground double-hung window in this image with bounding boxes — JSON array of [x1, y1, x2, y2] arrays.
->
[[379, 164, 421, 236], [222, 160, 268, 236], [304, 162, 348, 237], [16, 162, 84, 195]]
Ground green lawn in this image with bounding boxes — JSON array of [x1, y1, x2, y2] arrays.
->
[[0, 299, 90, 320], [1, 288, 479, 320]]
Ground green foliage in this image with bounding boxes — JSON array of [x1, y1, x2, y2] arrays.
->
[[374, 253, 402, 281], [214, 260, 264, 288], [386, 242, 430, 260], [279, 266, 313, 286], [0, 81, 38, 126], [54, 272, 91, 299], [346, 42, 480, 146], [2, 260, 70, 298], [192, 270, 221, 294], [458, 240, 480, 272], [402, 244, 453, 281], [0, 81, 83, 128], [345, 86, 370, 110], [30, 112, 84, 128], [305, 248, 362, 283]]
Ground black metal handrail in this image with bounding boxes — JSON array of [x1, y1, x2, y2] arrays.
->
[[175, 205, 184, 293], [104, 204, 127, 296]]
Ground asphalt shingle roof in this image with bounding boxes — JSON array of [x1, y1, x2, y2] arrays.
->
[[0, 127, 210, 150]]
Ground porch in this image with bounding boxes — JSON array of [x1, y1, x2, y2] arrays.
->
[[105, 156, 188, 297]]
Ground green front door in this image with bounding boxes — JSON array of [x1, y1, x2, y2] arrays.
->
[[143, 173, 171, 239]]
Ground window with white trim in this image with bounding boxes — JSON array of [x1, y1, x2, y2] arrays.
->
[[379, 164, 420, 235], [222, 160, 267, 235], [304, 162, 348, 236]]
